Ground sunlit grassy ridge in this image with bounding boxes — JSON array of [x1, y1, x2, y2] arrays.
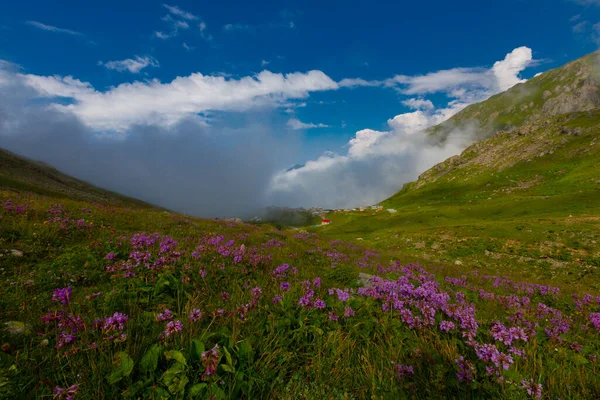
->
[[1, 190, 600, 399], [320, 108, 600, 293]]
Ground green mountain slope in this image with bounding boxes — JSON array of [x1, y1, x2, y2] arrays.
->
[[318, 53, 600, 289], [0, 147, 157, 208], [431, 51, 600, 142]]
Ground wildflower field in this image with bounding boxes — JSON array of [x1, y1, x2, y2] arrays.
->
[[1, 190, 599, 399]]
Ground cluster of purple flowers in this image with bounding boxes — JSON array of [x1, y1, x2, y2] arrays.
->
[[314, 299, 326, 309], [328, 288, 350, 302], [3, 199, 28, 214], [439, 320, 455, 333], [590, 312, 600, 331], [273, 264, 290, 279], [298, 288, 315, 308], [96, 312, 128, 342], [490, 322, 528, 346], [130, 232, 160, 249], [52, 286, 72, 305], [41, 309, 85, 350], [474, 343, 513, 374], [53, 383, 80, 399], [163, 320, 183, 338], [157, 309, 173, 322], [201, 344, 220, 379], [521, 379, 543, 398], [189, 309, 202, 322], [395, 364, 414, 378], [455, 356, 475, 384], [45, 204, 89, 231]]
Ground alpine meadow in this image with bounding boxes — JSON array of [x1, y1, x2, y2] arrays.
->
[[1, 1, 600, 399]]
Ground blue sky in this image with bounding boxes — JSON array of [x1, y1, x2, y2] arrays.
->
[[0, 0, 599, 214]]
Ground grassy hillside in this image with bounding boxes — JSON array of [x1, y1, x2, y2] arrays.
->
[[318, 52, 600, 295], [0, 147, 158, 208], [429, 51, 600, 143], [2, 188, 600, 399]]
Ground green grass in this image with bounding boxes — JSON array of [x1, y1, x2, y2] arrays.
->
[[318, 111, 600, 292], [1, 187, 600, 399]]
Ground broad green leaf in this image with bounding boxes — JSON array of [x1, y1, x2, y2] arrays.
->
[[165, 350, 187, 366], [188, 383, 207, 397], [140, 344, 162, 373], [162, 364, 186, 386], [238, 339, 253, 365], [221, 364, 235, 373], [190, 340, 205, 362], [167, 375, 189, 395], [223, 346, 234, 368], [108, 352, 134, 384]]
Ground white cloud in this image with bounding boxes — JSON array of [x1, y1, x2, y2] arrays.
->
[[157, 5, 200, 40], [338, 78, 382, 88], [269, 106, 474, 209], [26, 21, 82, 36], [390, 47, 532, 98], [162, 14, 189, 29], [14, 69, 338, 132], [286, 118, 329, 130], [491, 46, 533, 91], [174, 20, 189, 29], [154, 31, 171, 39], [261, 60, 270, 67], [183, 42, 194, 51], [573, 0, 600, 4], [391, 68, 490, 95], [163, 4, 198, 20], [98, 56, 159, 73], [402, 98, 434, 110], [268, 46, 534, 209]]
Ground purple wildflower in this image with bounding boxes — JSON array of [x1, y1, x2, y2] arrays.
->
[[251, 286, 263, 298], [521, 379, 542, 399], [344, 306, 355, 318], [53, 383, 79, 399], [52, 287, 72, 305], [272, 295, 283, 304], [201, 344, 219, 379], [189, 309, 202, 322], [335, 289, 350, 302], [570, 341, 583, 352], [439, 320, 455, 333], [157, 309, 173, 322], [590, 312, 600, 331], [455, 356, 475, 384], [164, 320, 183, 337], [280, 282, 291, 292], [314, 299, 326, 309], [396, 364, 414, 378]]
